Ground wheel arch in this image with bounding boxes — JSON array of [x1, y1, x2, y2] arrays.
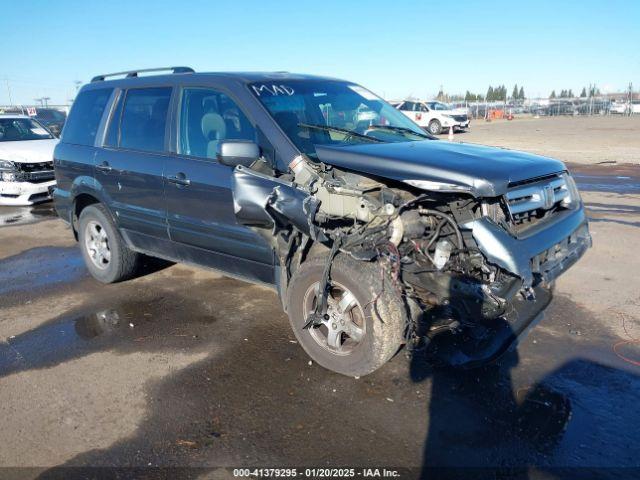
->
[[69, 179, 116, 240]]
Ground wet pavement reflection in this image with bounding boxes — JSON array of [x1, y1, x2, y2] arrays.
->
[[570, 163, 640, 194], [0, 246, 87, 298], [0, 292, 221, 378], [0, 202, 56, 227]]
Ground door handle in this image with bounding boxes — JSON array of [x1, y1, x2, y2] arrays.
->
[[167, 174, 191, 187], [96, 162, 113, 173]]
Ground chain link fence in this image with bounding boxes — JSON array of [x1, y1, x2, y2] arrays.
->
[[450, 97, 639, 120]]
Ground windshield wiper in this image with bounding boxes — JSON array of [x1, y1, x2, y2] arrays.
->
[[298, 123, 383, 143], [368, 125, 435, 139]]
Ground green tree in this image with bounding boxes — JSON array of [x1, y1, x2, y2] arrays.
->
[[550, 90, 556, 99], [518, 86, 525, 99], [487, 86, 494, 102], [512, 84, 519, 100], [568, 89, 574, 98], [580, 87, 587, 97]]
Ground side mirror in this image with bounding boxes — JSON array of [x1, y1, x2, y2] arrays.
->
[[217, 140, 260, 167]]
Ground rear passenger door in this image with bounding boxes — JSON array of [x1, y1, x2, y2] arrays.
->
[[96, 87, 173, 247], [164, 86, 273, 283]]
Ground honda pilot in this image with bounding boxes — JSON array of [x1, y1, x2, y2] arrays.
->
[[54, 67, 591, 376]]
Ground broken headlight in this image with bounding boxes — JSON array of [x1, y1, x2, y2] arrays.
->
[[403, 179, 472, 194], [0, 160, 18, 182]]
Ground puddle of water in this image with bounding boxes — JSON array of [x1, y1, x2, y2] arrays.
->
[[0, 246, 86, 296], [0, 297, 219, 378], [0, 202, 56, 227], [574, 175, 640, 194], [515, 384, 572, 450]]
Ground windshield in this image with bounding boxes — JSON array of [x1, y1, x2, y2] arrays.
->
[[0, 118, 53, 142], [250, 80, 430, 158]]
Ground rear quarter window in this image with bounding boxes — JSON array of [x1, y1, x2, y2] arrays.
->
[[62, 88, 113, 146]]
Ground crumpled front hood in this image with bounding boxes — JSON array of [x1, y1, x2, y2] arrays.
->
[[0, 139, 58, 163], [314, 140, 566, 197]]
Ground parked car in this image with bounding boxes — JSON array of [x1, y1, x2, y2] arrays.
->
[[54, 67, 591, 377], [33, 108, 67, 137], [0, 115, 57, 206], [395, 100, 470, 135]]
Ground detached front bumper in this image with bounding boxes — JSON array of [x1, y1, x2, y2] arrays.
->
[[436, 207, 591, 368], [0, 179, 56, 206], [462, 206, 591, 288]]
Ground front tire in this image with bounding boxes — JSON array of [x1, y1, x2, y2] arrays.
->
[[428, 119, 442, 135], [78, 204, 141, 283], [286, 254, 406, 377]]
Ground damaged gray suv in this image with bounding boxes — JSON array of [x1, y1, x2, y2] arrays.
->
[[54, 67, 591, 376]]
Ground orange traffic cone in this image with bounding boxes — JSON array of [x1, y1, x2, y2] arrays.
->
[[448, 126, 454, 141]]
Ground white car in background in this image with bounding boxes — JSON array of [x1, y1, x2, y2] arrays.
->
[[610, 102, 629, 114], [0, 115, 58, 206], [394, 100, 470, 135]]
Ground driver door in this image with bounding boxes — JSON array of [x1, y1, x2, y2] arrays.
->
[[164, 86, 273, 283]]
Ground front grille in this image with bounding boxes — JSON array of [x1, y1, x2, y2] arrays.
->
[[17, 161, 53, 173], [453, 115, 468, 122], [16, 161, 55, 183], [506, 174, 572, 233]]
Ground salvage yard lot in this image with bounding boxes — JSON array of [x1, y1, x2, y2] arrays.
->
[[1, 116, 639, 476]]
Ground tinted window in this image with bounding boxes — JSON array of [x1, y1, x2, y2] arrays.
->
[[62, 88, 112, 146], [179, 88, 256, 159], [401, 102, 415, 111], [119, 87, 172, 152], [36, 109, 65, 121]]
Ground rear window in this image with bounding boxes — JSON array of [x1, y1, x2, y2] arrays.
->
[[62, 88, 112, 146], [119, 87, 172, 153]]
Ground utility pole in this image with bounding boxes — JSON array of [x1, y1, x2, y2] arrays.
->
[[4, 78, 13, 106], [42, 96, 50, 108]]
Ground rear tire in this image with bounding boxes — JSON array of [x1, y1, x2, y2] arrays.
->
[[286, 254, 406, 377], [428, 119, 442, 135], [78, 204, 141, 283]]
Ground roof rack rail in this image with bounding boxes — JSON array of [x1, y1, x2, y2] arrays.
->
[[91, 66, 195, 83]]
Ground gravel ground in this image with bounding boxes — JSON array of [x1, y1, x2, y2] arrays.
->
[[0, 117, 639, 479], [461, 115, 640, 165]]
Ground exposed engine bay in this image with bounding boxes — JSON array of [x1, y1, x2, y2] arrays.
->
[[232, 154, 591, 366]]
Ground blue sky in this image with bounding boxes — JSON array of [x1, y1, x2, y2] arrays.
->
[[1, 0, 638, 104]]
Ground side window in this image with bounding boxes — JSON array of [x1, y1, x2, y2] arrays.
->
[[404, 102, 417, 111], [62, 88, 113, 146], [119, 87, 172, 153], [178, 88, 256, 159]]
